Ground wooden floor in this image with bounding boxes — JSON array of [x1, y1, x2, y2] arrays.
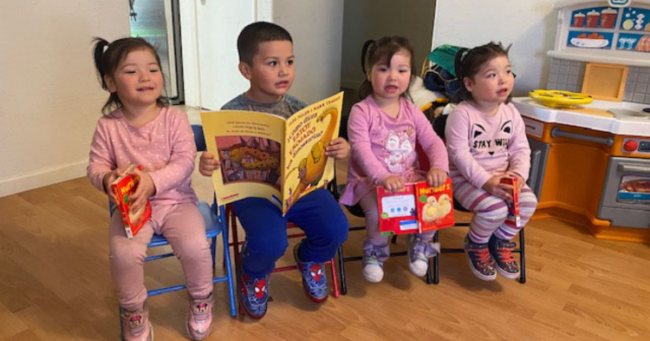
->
[[1, 160, 649, 341]]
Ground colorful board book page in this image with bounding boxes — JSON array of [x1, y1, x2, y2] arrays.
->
[[111, 164, 152, 239], [500, 177, 521, 228], [378, 178, 455, 236], [201, 92, 343, 216]]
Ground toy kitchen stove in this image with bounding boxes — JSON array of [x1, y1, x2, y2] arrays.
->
[[514, 0, 650, 242]]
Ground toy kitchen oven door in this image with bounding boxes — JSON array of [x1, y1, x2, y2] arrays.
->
[[526, 127, 650, 242], [599, 142, 650, 231]]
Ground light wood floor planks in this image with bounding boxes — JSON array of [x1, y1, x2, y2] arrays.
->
[[0, 159, 649, 341]]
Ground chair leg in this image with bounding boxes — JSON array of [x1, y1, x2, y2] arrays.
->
[[337, 246, 348, 295], [432, 232, 439, 284], [519, 228, 526, 284], [328, 258, 339, 298], [210, 236, 217, 270], [219, 206, 237, 317]]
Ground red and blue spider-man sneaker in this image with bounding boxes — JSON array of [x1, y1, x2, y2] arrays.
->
[[239, 270, 270, 319], [294, 243, 328, 303]]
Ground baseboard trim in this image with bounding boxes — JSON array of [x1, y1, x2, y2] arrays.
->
[[0, 161, 88, 198]]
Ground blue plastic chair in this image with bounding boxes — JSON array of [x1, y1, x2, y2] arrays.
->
[[116, 124, 236, 339]]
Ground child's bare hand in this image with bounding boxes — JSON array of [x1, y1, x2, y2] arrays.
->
[[482, 174, 513, 203], [505, 171, 525, 193], [103, 170, 119, 205], [380, 175, 405, 192], [325, 137, 350, 160], [426, 167, 447, 188], [199, 152, 219, 176], [129, 169, 156, 213]]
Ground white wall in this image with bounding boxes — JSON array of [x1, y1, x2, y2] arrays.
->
[[274, 0, 344, 104], [0, 1, 130, 197], [340, 0, 436, 89], [432, 0, 558, 96]]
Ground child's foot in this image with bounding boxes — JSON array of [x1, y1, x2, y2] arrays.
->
[[294, 243, 328, 303], [186, 293, 213, 340], [239, 270, 270, 319], [464, 235, 497, 281], [406, 235, 438, 278], [361, 241, 387, 283], [488, 234, 520, 279], [120, 302, 154, 341]]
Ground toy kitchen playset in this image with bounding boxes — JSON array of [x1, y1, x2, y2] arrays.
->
[[513, 0, 650, 242]]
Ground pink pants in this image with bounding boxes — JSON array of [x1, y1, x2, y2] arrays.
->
[[109, 202, 213, 311], [359, 190, 436, 249], [452, 177, 538, 244]]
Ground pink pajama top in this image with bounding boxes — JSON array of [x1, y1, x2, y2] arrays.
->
[[340, 96, 449, 206], [445, 101, 531, 189], [87, 106, 198, 206]]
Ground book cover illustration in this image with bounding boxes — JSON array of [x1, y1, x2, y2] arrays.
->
[[111, 164, 152, 239], [500, 176, 521, 228], [201, 92, 343, 215], [378, 178, 455, 236], [415, 179, 455, 233]]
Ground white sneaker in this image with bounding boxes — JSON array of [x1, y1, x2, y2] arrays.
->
[[407, 234, 438, 278], [362, 256, 384, 283]]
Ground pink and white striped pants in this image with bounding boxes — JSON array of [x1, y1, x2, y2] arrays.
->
[[452, 177, 538, 244]]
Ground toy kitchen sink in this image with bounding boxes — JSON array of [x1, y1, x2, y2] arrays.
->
[[515, 0, 650, 242]]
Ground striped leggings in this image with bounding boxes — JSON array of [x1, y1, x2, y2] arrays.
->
[[452, 177, 538, 244]]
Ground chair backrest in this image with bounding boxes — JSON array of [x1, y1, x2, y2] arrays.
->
[[432, 114, 449, 142]]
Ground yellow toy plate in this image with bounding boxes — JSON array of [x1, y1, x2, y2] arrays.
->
[[529, 90, 593, 108]]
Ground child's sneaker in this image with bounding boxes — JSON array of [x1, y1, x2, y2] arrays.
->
[[406, 234, 439, 278], [361, 241, 388, 283], [120, 302, 153, 341], [294, 243, 328, 303], [488, 234, 520, 279], [239, 270, 270, 319], [463, 235, 497, 281], [186, 293, 213, 340]]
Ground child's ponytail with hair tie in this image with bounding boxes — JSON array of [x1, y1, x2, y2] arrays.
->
[[93, 37, 110, 90], [454, 47, 469, 81], [360, 39, 376, 75]]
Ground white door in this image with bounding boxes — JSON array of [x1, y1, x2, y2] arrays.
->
[[181, 0, 272, 109]]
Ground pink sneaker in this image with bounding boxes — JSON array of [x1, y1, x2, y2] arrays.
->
[[120, 303, 153, 341], [186, 293, 214, 340]]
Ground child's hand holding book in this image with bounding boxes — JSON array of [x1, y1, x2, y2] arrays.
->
[[103, 169, 120, 205], [483, 174, 514, 202], [128, 167, 156, 213], [426, 167, 447, 188], [380, 175, 406, 192], [505, 171, 525, 193]]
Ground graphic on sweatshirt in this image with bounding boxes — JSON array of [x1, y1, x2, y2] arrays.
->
[[384, 130, 414, 173], [470, 120, 513, 157]]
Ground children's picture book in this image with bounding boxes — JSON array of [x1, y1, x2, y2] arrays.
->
[[500, 176, 521, 228], [377, 178, 455, 236], [201, 92, 343, 215], [111, 164, 152, 239]]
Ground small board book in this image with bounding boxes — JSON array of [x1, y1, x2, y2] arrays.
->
[[377, 178, 455, 236], [500, 176, 521, 228], [111, 164, 151, 239]]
